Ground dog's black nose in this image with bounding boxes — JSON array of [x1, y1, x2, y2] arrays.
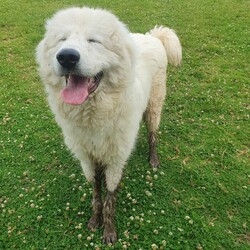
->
[[56, 48, 80, 69]]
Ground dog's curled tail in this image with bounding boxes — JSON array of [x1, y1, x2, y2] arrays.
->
[[148, 26, 182, 66]]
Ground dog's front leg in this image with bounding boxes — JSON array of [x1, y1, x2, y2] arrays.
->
[[103, 190, 117, 244], [102, 163, 123, 244], [87, 166, 103, 231]]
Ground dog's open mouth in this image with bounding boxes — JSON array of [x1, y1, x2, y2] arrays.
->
[[61, 72, 103, 105]]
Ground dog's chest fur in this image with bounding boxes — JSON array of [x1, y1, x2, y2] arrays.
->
[[47, 85, 139, 167]]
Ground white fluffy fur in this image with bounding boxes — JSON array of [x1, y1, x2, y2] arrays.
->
[[36, 7, 182, 192]]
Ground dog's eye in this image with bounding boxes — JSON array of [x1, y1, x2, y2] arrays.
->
[[59, 37, 67, 42], [88, 39, 100, 44]]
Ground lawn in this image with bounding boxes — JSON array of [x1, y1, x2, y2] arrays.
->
[[0, 0, 249, 249]]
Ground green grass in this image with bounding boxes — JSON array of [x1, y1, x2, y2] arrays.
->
[[0, 0, 249, 249]]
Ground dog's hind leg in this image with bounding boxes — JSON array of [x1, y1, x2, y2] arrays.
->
[[87, 166, 104, 231], [144, 68, 167, 168]]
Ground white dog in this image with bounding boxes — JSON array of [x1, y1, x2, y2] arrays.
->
[[36, 7, 182, 244]]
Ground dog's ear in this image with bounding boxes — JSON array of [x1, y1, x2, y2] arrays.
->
[[125, 37, 137, 71], [36, 39, 45, 65], [119, 31, 137, 73], [109, 21, 137, 72]]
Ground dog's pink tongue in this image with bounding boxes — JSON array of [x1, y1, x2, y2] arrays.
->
[[61, 76, 90, 105]]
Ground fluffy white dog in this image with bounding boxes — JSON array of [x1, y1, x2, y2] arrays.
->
[[36, 7, 182, 244]]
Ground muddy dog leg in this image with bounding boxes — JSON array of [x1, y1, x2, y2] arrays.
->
[[87, 166, 103, 231], [103, 191, 117, 244], [102, 165, 122, 244], [148, 131, 160, 167], [145, 68, 167, 168]]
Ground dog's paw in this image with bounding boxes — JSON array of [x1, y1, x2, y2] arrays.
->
[[103, 229, 117, 245], [150, 154, 160, 168], [87, 216, 102, 231]]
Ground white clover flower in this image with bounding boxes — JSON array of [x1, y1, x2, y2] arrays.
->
[[37, 215, 43, 221], [69, 174, 76, 178], [23, 171, 28, 176], [151, 243, 158, 249], [124, 230, 129, 238], [146, 175, 152, 181], [153, 229, 159, 234], [145, 190, 152, 196]]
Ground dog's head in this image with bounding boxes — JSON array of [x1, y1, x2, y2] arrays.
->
[[36, 7, 136, 105]]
